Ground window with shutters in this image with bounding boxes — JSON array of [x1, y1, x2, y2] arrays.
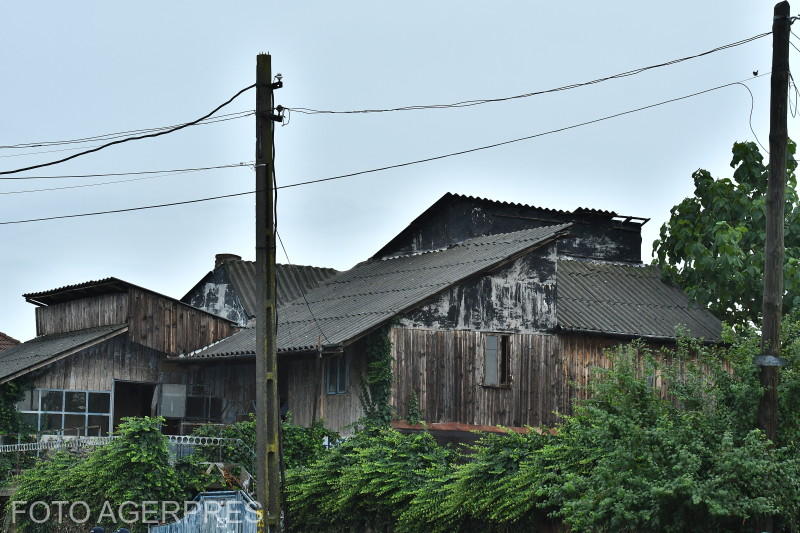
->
[[483, 334, 511, 387]]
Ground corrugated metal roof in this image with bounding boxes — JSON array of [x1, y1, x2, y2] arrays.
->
[[181, 224, 571, 358], [224, 261, 339, 315], [556, 259, 721, 341], [0, 324, 128, 383], [0, 332, 20, 352], [179, 328, 256, 360], [277, 224, 570, 352]]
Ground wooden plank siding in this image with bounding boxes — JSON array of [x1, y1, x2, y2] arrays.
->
[[35, 293, 128, 336], [127, 288, 235, 355], [29, 334, 160, 391], [282, 347, 366, 434], [390, 327, 620, 428]]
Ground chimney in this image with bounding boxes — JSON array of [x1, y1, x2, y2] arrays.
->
[[215, 253, 242, 269]]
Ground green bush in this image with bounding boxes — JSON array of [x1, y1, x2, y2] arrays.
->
[[8, 417, 214, 533]]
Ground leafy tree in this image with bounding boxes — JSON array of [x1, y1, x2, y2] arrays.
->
[[653, 140, 800, 328]]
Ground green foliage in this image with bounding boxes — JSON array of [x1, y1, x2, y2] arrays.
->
[[359, 325, 394, 427], [405, 390, 421, 425], [285, 322, 800, 533], [286, 427, 452, 533], [9, 417, 214, 533], [191, 413, 340, 473], [653, 140, 800, 328], [0, 380, 27, 438]]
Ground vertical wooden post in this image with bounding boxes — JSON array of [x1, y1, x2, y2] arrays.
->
[[255, 53, 282, 531], [756, 3, 791, 532], [758, 0, 790, 441]]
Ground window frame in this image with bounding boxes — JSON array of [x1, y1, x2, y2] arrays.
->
[[483, 334, 512, 388], [325, 354, 348, 395], [16, 388, 112, 436]]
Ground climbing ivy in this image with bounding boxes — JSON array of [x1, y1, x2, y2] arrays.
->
[[359, 325, 394, 427], [0, 380, 27, 437]]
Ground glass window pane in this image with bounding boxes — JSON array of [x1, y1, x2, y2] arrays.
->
[[15, 389, 39, 411], [88, 392, 110, 413], [337, 358, 347, 393], [485, 336, 498, 386], [186, 397, 206, 419], [65, 392, 86, 413], [327, 359, 338, 394], [41, 413, 62, 433], [88, 415, 109, 436], [41, 391, 63, 411], [63, 415, 86, 436], [20, 413, 38, 432]]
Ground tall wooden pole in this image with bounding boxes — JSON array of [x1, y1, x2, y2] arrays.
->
[[256, 53, 282, 531], [755, 5, 791, 531], [758, 0, 790, 442]]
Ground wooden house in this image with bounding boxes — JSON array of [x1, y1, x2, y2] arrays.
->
[[180, 193, 721, 435]]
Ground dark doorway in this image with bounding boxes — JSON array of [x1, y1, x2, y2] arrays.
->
[[113, 381, 156, 431]]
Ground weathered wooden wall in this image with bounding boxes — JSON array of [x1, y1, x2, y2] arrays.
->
[[30, 334, 160, 391], [283, 348, 366, 434], [160, 359, 257, 424], [128, 288, 235, 355], [35, 293, 128, 336], [390, 327, 619, 427]]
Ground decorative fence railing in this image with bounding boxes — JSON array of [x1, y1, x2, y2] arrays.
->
[[148, 490, 260, 533], [0, 435, 254, 457]]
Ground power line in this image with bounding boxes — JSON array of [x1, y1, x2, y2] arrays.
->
[[0, 162, 253, 181], [0, 110, 254, 150], [0, 190, 257, 226], [0, 73, 770, 225], [0, 166, 249, 196], [285, 31, 771, 115], [277, 73, 770, 190], [0, 84, 256, 176]]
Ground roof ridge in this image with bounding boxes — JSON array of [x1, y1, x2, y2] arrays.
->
[[445, 192, 620, 217]]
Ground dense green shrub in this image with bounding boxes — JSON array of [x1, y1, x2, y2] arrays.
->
[[286, 427, 452, 532], [191, 413, 340, 472], [8, 417, 214, 533]]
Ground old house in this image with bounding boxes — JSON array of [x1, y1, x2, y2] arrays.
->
[[181, 193, 721, 434], [0, 278, 236, 436]]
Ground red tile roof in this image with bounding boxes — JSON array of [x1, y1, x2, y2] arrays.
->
[[0, 332, 20, 352]]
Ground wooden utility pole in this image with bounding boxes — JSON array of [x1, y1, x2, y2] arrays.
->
[[758, 1, 790, 442], [755, 6, 791, 531], [255, 52, 282, 532]]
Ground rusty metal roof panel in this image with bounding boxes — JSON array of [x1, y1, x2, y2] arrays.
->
[[0, 324, 128, 383], [556, 259, 721, 341]]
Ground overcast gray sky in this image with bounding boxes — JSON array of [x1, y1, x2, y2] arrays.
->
[[1, 1, 796, 341]]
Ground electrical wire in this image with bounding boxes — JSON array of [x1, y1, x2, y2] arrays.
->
[[0, 162, 253, 181], [285, 31, 771, 115], [0, 84, 256, 176], [0, 190, 256, 225], [0, 166, 250, 196], [0, 110, 254, 150], [0, 73, 771, 225], [277, 73, 770, 190], [732, 81, 769, 153]]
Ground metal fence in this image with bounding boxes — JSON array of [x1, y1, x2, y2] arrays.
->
[[148, 491, 260, 533]]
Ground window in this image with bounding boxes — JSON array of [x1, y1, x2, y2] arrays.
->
[[326, 355, 348, 394], [16, 388, 111, 436], [484, 334, 511, 387]]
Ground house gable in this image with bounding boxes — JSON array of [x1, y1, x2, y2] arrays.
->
[[400, 242, 558, 333], [373, 192, 647, 263]]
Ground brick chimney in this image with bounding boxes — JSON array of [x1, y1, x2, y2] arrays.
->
[[215, 253, 242, 268]]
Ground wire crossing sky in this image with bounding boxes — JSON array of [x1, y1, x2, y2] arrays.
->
[[0, 0, 797, 341]]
